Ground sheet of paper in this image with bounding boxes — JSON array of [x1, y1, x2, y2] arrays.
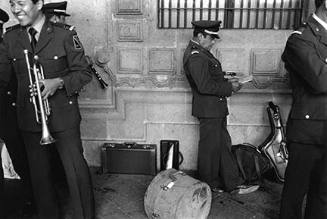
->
[[239, 75, 253, 84]]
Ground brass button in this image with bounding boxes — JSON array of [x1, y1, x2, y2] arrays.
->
[[7, 91, 11, 95], [13, 58, 16, 62], [11, 102, 16, 107], [305, 115, 310, 119], [54, 56, 58, 60], [69, 101, 73, 104], [316, 27, 319, 31]]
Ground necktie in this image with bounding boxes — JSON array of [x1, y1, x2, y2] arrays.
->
[[28, 27, 37, 52]]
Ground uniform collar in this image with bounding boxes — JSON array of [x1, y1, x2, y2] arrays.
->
[[188, 40, 217, 60], [190, 39, 200, 45], [26, 15, 45, 40], [312, 13, 327, 31], [190, 39, 208, 52], [307, 14, 327, 45]]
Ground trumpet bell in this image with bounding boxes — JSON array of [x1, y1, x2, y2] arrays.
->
[[40, 135, 56, 145]]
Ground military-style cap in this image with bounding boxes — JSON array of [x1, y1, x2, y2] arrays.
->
[[0, 8, 9, 24], [43, 1, 70, 17], [191, 20, 221, 39]]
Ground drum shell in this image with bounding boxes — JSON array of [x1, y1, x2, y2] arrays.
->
[[144, 169, 212, 219]]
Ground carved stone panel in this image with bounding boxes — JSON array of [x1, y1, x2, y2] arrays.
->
[[217, 48, 247, 73], [149, 48, 176, 74], [116, 0, 143, 15], [117, 48, 143, 74], [117, 21, 143, 42], [250, 49, 288, 89], [251, 49, 282, 76]]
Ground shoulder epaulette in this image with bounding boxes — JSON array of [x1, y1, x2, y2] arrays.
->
[[52, 22, 75, 31], [291, 24, 306, 36], [5, 24, 20, 33]]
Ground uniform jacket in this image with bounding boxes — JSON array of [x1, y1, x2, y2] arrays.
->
[[0, 73, 19, 138], [183, 40, 232, 118], [0, 37, 18, 137], [282, 15, 327, 144], [0, 19, 92, 132]]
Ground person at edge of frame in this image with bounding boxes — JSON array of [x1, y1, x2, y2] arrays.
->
[[183, 20, 260, 195], [0, 0, 95, 218], [280, 0, 327, 218], [43, 1, 70, 24], [0, 7, 36, 218]]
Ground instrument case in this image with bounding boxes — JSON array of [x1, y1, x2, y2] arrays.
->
[[160, 140, 183, 171], [101, 142, 157, 175]]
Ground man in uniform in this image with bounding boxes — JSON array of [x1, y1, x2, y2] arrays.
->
[[0, 0, 95, 218], [183, 20, 259, 194], [0, 9, 10, 218], [0, 8, 35, 217], [43, 1, 70, 24], [280, 0, 327, 218]]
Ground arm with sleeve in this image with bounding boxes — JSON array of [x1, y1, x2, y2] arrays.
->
[[61, 30, 92, 96], [187, 53, 232, 97], [282, 34, 327, 94], [0, 37, 13, 136]]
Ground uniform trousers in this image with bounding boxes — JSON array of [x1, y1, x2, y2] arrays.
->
[[198, 117, 242, 191], [22, 126, 95, 219], [280, 142, 327, 219]]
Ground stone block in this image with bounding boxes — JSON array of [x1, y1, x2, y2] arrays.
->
[[116, 0, 143, 15], [146, 103, 187, 123], [107, 103, 145, 139], [251, 49, 282, 76], [149, 48, 176, 74], [218, 48, 247, 72], [117, 21, 143, 42], [81, 117, 107, 139], [82, 140, 104, 167], [117, 48, 143, 74]]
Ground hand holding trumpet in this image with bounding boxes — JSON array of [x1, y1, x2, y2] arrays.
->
[[30, 78, 63, 99]]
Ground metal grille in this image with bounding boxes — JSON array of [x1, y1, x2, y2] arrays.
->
[[158, 0, 306, 29]]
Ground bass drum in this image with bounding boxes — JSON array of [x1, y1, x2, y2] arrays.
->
[[144, 168, 212, 219]]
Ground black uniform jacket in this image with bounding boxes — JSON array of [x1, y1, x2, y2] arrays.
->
[[0, 73, 19, 138], [183, 40, 232, 118], [0, 20, 92, 132], [282, 15, 327, 144]]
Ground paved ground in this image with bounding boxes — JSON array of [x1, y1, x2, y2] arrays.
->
[[4, 168, 283, 219]]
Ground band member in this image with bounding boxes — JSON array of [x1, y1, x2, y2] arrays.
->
[[280, 0, 327, 218], [183, 20, 259, 194], [0, 8, 35, 217], [43, 1, 70, 24], [0, 0, 95, 218]]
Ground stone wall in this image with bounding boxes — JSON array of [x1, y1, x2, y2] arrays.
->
[[0, 0, 316, 171]]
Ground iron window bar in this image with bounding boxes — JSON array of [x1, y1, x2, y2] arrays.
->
[[158, 0, 305, 30]]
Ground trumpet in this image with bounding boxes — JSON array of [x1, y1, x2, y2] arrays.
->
[[23, 50, 56, 145]]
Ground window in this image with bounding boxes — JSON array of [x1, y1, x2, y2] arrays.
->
[[158, 0, 307, 29]]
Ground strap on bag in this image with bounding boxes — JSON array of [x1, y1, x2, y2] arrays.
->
[[235, 151, 247, 181], [254, 155, 262, 183]]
